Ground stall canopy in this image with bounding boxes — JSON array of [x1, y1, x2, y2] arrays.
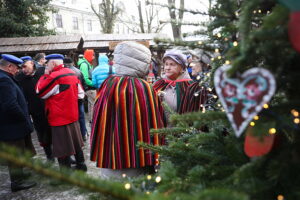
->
[[0, 33, 168, 56]]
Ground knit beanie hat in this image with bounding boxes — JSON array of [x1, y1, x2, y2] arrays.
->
[[84, 49, 95, 63]]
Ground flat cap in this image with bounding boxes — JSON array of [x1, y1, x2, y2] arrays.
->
[[1, 54, 23, 66], [20, 56, 32, 62], [45, 54, 64, 60], [163, 50, 187, 69]]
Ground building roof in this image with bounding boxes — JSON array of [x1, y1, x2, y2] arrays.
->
[[83, 33, 169, 49], [0, 35, 83, 54], [0, 33, 168, 55]]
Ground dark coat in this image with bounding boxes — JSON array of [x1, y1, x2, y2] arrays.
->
[[15, 67, 49, 134], [0, 69, 33, 141]]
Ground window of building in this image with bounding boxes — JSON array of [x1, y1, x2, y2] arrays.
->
[[73, 17, 79, 30], [87, 20, 92, 31], [56, 14, 63, 28]]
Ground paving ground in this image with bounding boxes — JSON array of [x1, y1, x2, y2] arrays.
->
[[0, 120, 106, 200]]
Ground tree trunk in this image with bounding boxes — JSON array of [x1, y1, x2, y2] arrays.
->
[[167, 0, 184, 40], [137, 0, 145, 33]]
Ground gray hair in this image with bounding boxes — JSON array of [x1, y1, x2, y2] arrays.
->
[[0, 59, 11, 67]]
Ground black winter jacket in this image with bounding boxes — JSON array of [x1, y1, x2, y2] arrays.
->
[[0, 69, 33, 141]]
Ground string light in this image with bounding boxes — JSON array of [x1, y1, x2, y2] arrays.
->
[[198, 41, 203, 45], [294, 118, 300, 124], [277, 195, 284, 200], [217, 104, 221, 107], [213, 95, 218, 99], [215, 48, 219, 53], [253, 115, 259, 120], [258, 9, 262, 13], [253, 10, 257, 14], [250, 121, 255, 126], [225, 60, 230, 65], [207, 73, 211, 77], [194, 93, 199, 97], [211, 58, 215, 61], [155, 176, 162, 183], [147, 175, 152, 180], [202, 107, 206, 113], [146, 191, 150, 195], [217, 33, 222, 38], [235, 11, 239, 17], [186, 143, 189, 147], [291, 109, 299, 117], [267, 11, 270, 14], [233, 41, 238, 46], [124, 183, 131, 190], [263, 104, 269, 109], [224, 37, 229, 41], [208, 88, 212, 92], [122, 173, 127, 178], [218, 56, 222, 59], [269, 128, 276, 135]]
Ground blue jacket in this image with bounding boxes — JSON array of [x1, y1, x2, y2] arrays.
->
[[92, 55, 115, 88], [0, 69, 33, 141]]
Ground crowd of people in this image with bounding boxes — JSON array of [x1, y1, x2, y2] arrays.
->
[[0, 41, 212, 192]]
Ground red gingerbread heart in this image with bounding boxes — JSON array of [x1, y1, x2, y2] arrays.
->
[[214, 65, 276, 137]]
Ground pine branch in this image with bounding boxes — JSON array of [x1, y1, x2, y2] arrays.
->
[[0, 143, 139, 200]]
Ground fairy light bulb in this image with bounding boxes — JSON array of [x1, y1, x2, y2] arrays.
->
[[208, 88, 212, 92], [217, 33, 222, 38], [215, 48, 219, 53], [258, 10, 262, 13], [146, 191, 150, 195], [291, 109, 299, 117], [198, 41, 203, 45], [155, 176, 162, 183], [235, 11, 239, 16], [211, 58, 215, 61], [294, 118, 300, 124], [122, 173, 127, 178], [277, 195, 284, 200], [269, 128, 276, 134], [147, 175, 152, 180], [218, 56, 222, 59], [233, 41, 238, 46], [253, 10, 257, 14], [263, 104, 269, 109], [225, 60, 230, 65], [253, 115, 259, 120], [124, 183, 131, 190], [250, 121, 255, 126]]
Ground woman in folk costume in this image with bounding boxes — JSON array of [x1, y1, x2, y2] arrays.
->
[[153, 50, 193, 113], [90, 41, 166, 177]]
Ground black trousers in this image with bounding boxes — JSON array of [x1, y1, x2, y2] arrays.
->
[[3, 134, 36, 183]]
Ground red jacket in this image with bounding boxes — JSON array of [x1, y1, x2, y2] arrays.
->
[[36, 64, 84, 126]]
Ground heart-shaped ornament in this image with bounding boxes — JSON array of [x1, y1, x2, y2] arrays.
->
[[214, 65, 276, 137]]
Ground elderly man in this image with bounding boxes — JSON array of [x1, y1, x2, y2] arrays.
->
[[35, 54, 87, 171], [15, 56, 53, 161], [0, 54, 37, 192]]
